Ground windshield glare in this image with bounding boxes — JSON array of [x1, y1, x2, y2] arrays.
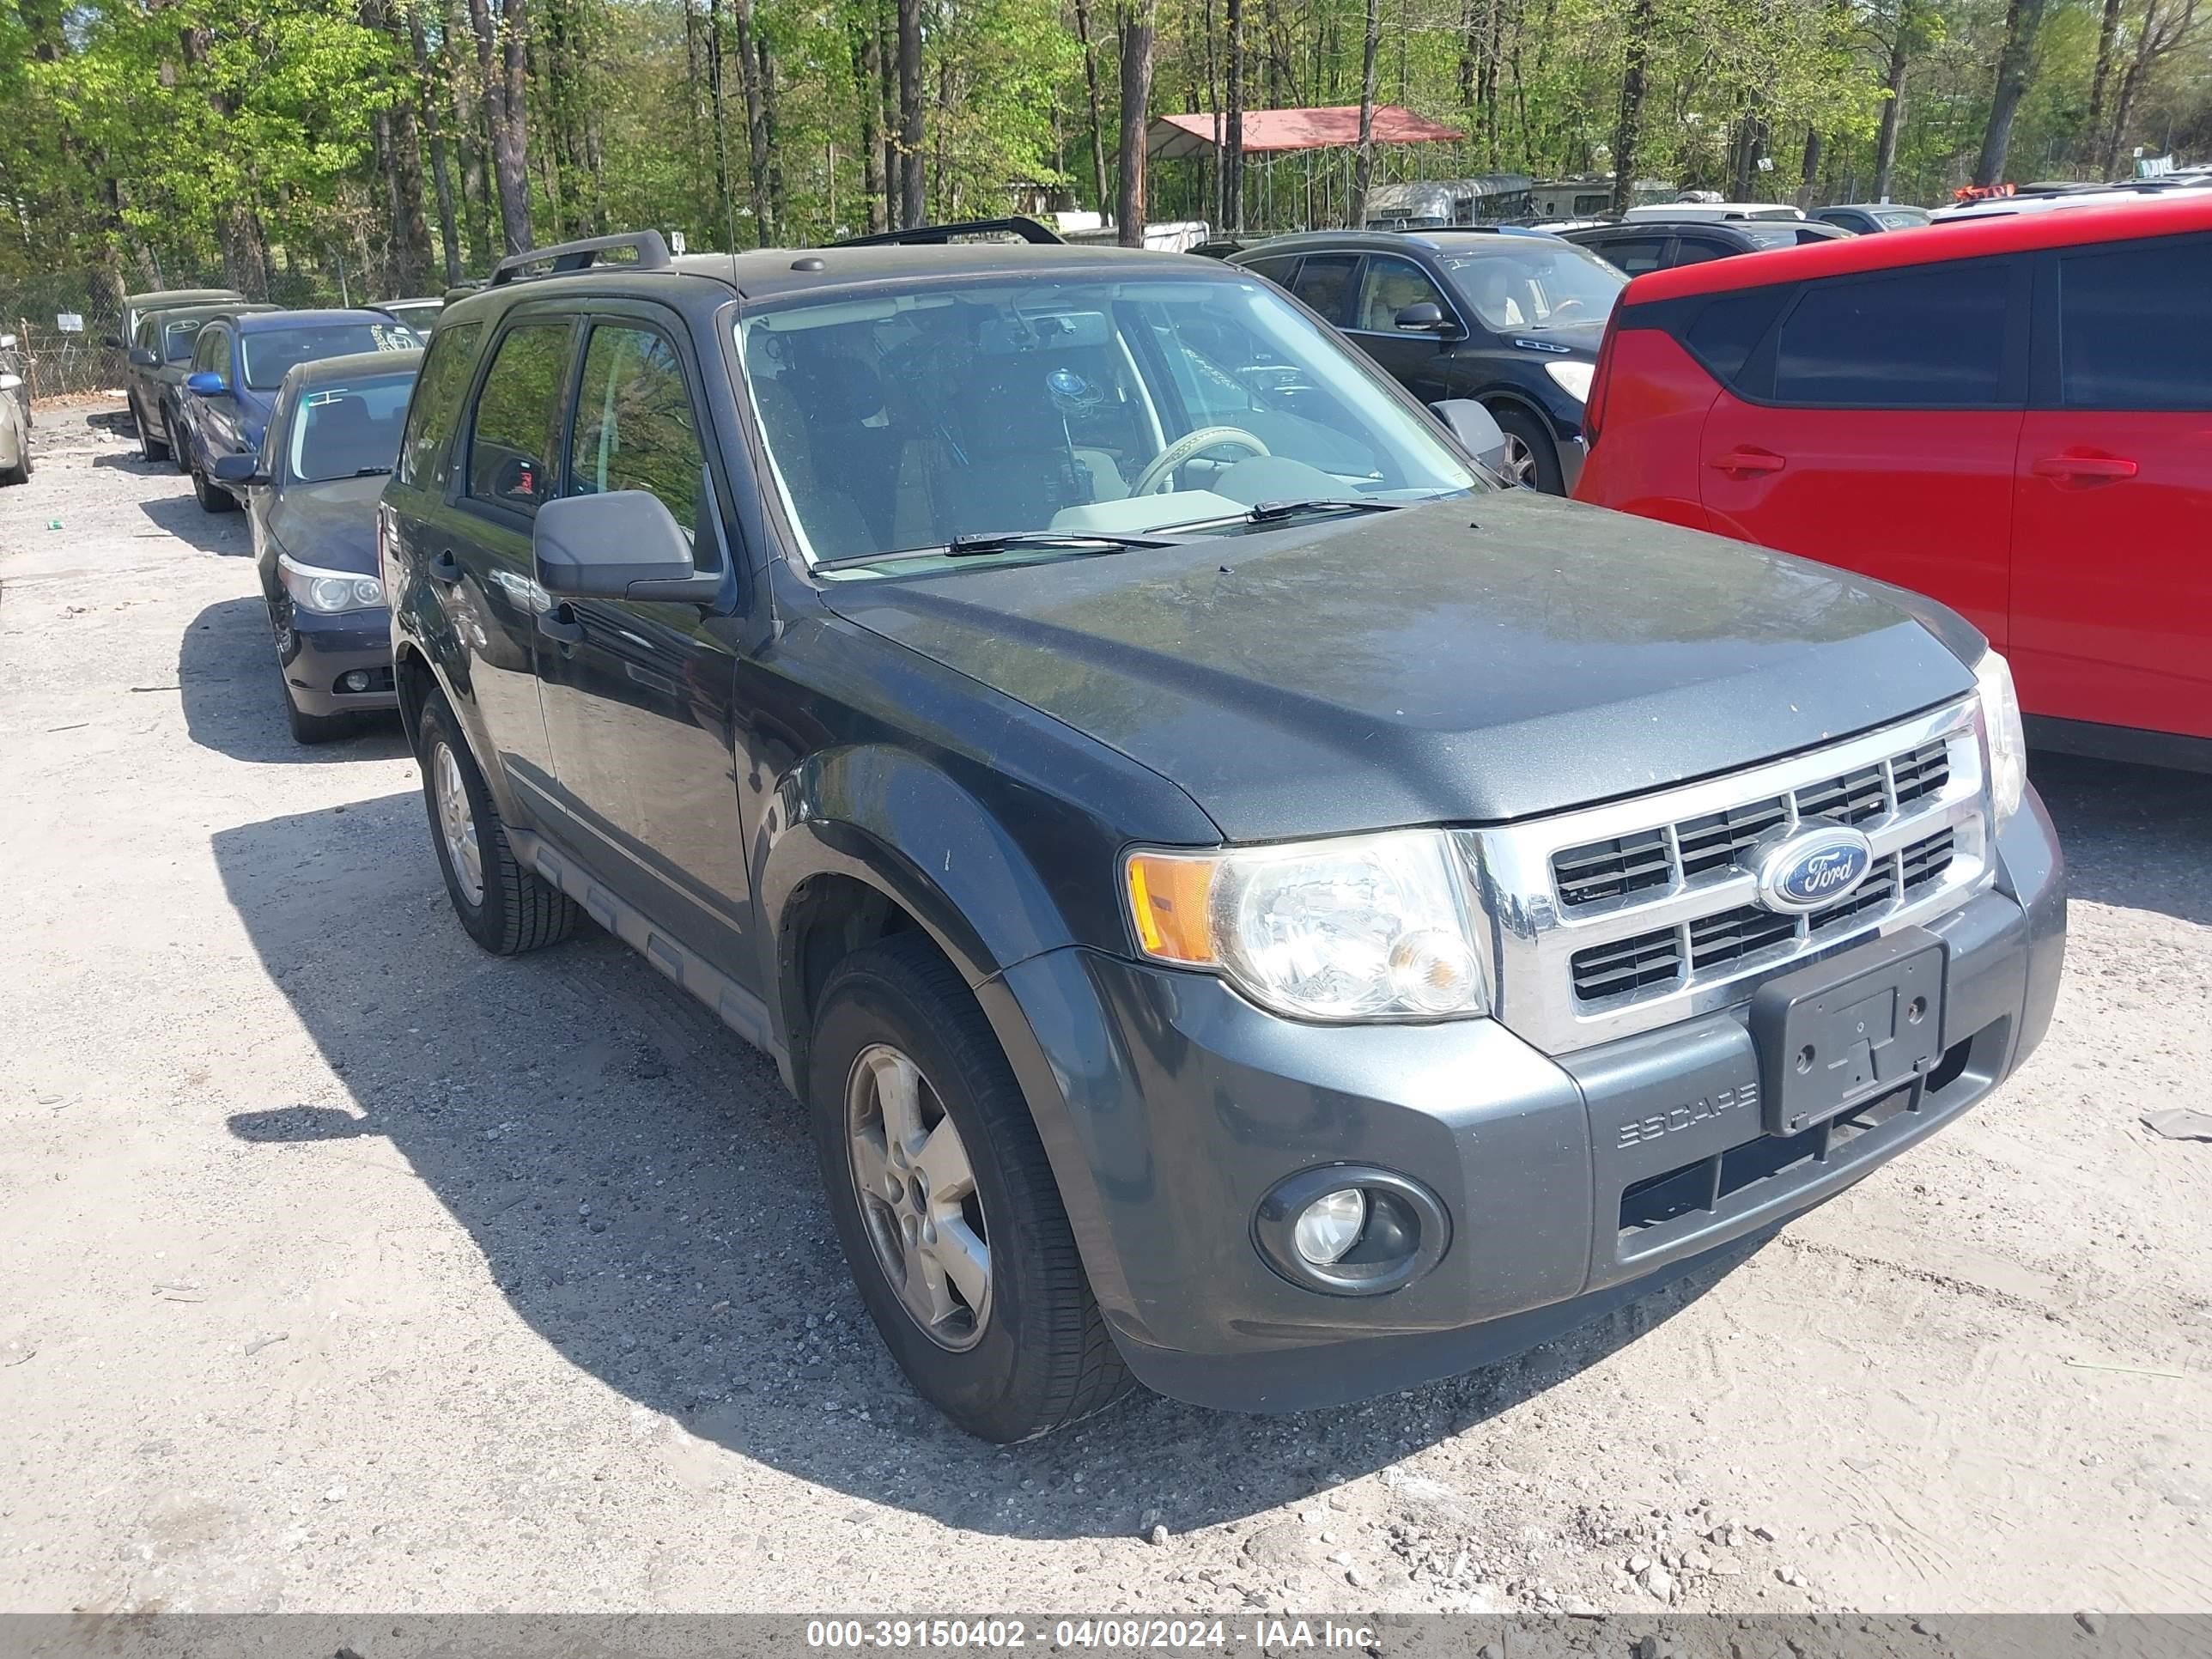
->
[[1439, 243, 1626, 331], [288, 375, 416, 482], [240, 322, 417, 391], [738, 275, 1479, 572]]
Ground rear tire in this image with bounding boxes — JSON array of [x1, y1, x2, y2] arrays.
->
[[808, 933, 1135, 1443], [1492, 405, 1565, 495], [170, 410, 195, 475], [138, 403, 169, 463], [414, 690, 577, 955]]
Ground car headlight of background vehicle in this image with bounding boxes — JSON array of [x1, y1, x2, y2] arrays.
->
[[1124, 830, 1489, 1022], [279, 550, 386, 616], [1975, 648, 2027, 826], [1542, 360, 1594, 403]]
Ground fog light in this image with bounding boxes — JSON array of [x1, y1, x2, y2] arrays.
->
[[1293, 1188, 1366, 1265], [338, 670, 371, 692]]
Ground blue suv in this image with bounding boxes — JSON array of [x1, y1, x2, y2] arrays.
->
[[177, 308, 419, 514]]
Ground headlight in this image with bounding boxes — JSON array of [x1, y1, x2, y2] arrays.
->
[[280, 551, 386, 615], [1124, 830, 1489, 1022], [1543, 360, 1595, 402], [1975, 648, 2027, 825]]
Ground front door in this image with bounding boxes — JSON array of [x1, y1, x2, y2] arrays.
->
[[1344, 253, 1461, 404], [533, 309, 756, 979], [2008, 234, 2212, 740], [1698, 255, 2027, 647]]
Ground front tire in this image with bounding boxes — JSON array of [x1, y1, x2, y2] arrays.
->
[[414, 691, 577, 955], [1492, 406, 1565, 495], [190, 446, 238, 513], [138, 402, 169, 463], [808, 933, 1133, 1442]]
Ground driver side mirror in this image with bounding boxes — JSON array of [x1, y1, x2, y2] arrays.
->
[[1395, 301, 1458, 337], [534, 490, 722, 605], [102, 332, 125, 350], [210, 453, 268, 488], [1431, 399, 1511, 477], [128, 346, 159, 369], [185, 370, 229, 398]]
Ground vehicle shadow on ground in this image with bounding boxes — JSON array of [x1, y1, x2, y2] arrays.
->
[[2033, 751, 2212, 927], [209, 782, 1761, 1541], [142, 492, 251, 556], [179, 595, 408, 763], [91, 450, 177, 475]]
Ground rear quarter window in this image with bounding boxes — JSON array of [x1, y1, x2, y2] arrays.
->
[[396, 320, 484, 489]]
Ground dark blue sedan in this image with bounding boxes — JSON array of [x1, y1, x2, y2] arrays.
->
[[176, 308, 419, 515]]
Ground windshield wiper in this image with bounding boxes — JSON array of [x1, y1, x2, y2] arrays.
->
[[1243, 497, 1407, 524], [810, 529, 1172, 574]]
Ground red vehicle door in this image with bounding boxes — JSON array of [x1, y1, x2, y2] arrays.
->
[[2009, 233, 2212, 739], [1697, 256, 2027, 647]]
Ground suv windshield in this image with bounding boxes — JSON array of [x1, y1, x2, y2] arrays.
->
[[288, 373, 416, 482], [1438, 242, 1625, 331], [240, 322, 417, 391], [737, 273, 1479, 571]]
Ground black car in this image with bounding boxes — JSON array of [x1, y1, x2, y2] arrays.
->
[[122, 302, 278, 465], [1564, 216, 1850, 276], [210, 349, 421, 741], [1228, 228, 1624, 494], [1812, 203, 1933, 234], [382, 228, 2063, 1443]]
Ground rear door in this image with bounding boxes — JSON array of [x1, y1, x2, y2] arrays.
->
[[533, 306, 756, 975], [2010, 232, 2212, 738], [1696, 254, 2027, 646]]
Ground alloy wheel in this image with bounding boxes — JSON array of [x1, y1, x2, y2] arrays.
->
[[845, 1042, 991, 1351], [1500, 432, 1538, 489], [431, 740, 484, 906]]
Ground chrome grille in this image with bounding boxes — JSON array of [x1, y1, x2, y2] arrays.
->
[[1471, 702, 1993, 1054]]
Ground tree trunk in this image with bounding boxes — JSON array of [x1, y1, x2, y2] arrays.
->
[[1608, 0, 1653, 213], [728, 0, 774, 242], [1224, 0, 1244, 229], [1797, 125, 1822, 209], [1973, 0, 2047, 186], [447, 0, 495, 265], [878, 3, 899, 223], [2084, 0, 2124, 161], [855, 20, 888, 232], [759, 37, 785, 234], [1115, 0, 1156, 246], [708, 0, 732, 243], [1873, 3, 1911, 200], [1348, 0, 1380, 227], [374, 0, 435, 292], [1074, 0, 1111, 213], [410, 9, 465, 283], [896, 0, 925, 228], [467, 0, 534, 252]]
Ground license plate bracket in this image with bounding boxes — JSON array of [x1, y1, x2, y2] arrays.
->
[[1749, 927, 1946, 1137]]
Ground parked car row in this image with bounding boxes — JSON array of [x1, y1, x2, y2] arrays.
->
[[110, 287, 433, 736]]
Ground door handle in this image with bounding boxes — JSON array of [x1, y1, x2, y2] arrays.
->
[[2033, 453, 2138, 483], [428, 550, 464, 584], [538, 604, 585, 647], [1710, 447, 1787, 477]]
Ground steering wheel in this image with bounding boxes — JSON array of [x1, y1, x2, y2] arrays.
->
[[1546, 297, 1589, 319], [1128, 426, 1271, 497]]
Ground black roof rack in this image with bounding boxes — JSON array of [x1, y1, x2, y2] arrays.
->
[[489, 230, 673, 287], [830, 216, 1066, 248]]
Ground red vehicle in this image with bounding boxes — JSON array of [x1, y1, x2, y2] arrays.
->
[[1574, 191, 2212, 767]]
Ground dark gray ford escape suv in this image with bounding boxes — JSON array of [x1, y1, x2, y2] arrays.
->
[[382, 230, 2066, 1443]]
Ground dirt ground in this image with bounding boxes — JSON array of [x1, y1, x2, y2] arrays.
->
[[2, 401, 2208, 1620]]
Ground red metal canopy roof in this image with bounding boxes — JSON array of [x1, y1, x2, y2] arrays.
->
[[1146, 106, 1466, 161]]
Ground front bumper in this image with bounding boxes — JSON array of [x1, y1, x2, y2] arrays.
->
[[989, 788, 2064, 1413], [280, 607, 400, 716]]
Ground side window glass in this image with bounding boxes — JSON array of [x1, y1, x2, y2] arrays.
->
[[1288, 253, 1358, 322], [1686, 287, 1790, 386], [397, 320, 484, 488], [2059, 237, 2211, 411], [1240, 254, 1298, 288], [1671, 237, 1732, 267], [1594, 235, 1669, 275], [466, 321, 573, 515], [191, 328, 216, 374], [565, 324, 707, 543], [1354, 256, 1449, 331], [1774, 260, 2009, 407], [213, 331, 234, 380]]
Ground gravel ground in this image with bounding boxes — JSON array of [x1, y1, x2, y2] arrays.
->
[[2, 402, 2209, 1619]]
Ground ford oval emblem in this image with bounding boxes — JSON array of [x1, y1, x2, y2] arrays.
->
[[1752, 823, 1875, 915]]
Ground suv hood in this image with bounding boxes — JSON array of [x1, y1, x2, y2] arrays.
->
[[823, 492, 1979, 842]]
